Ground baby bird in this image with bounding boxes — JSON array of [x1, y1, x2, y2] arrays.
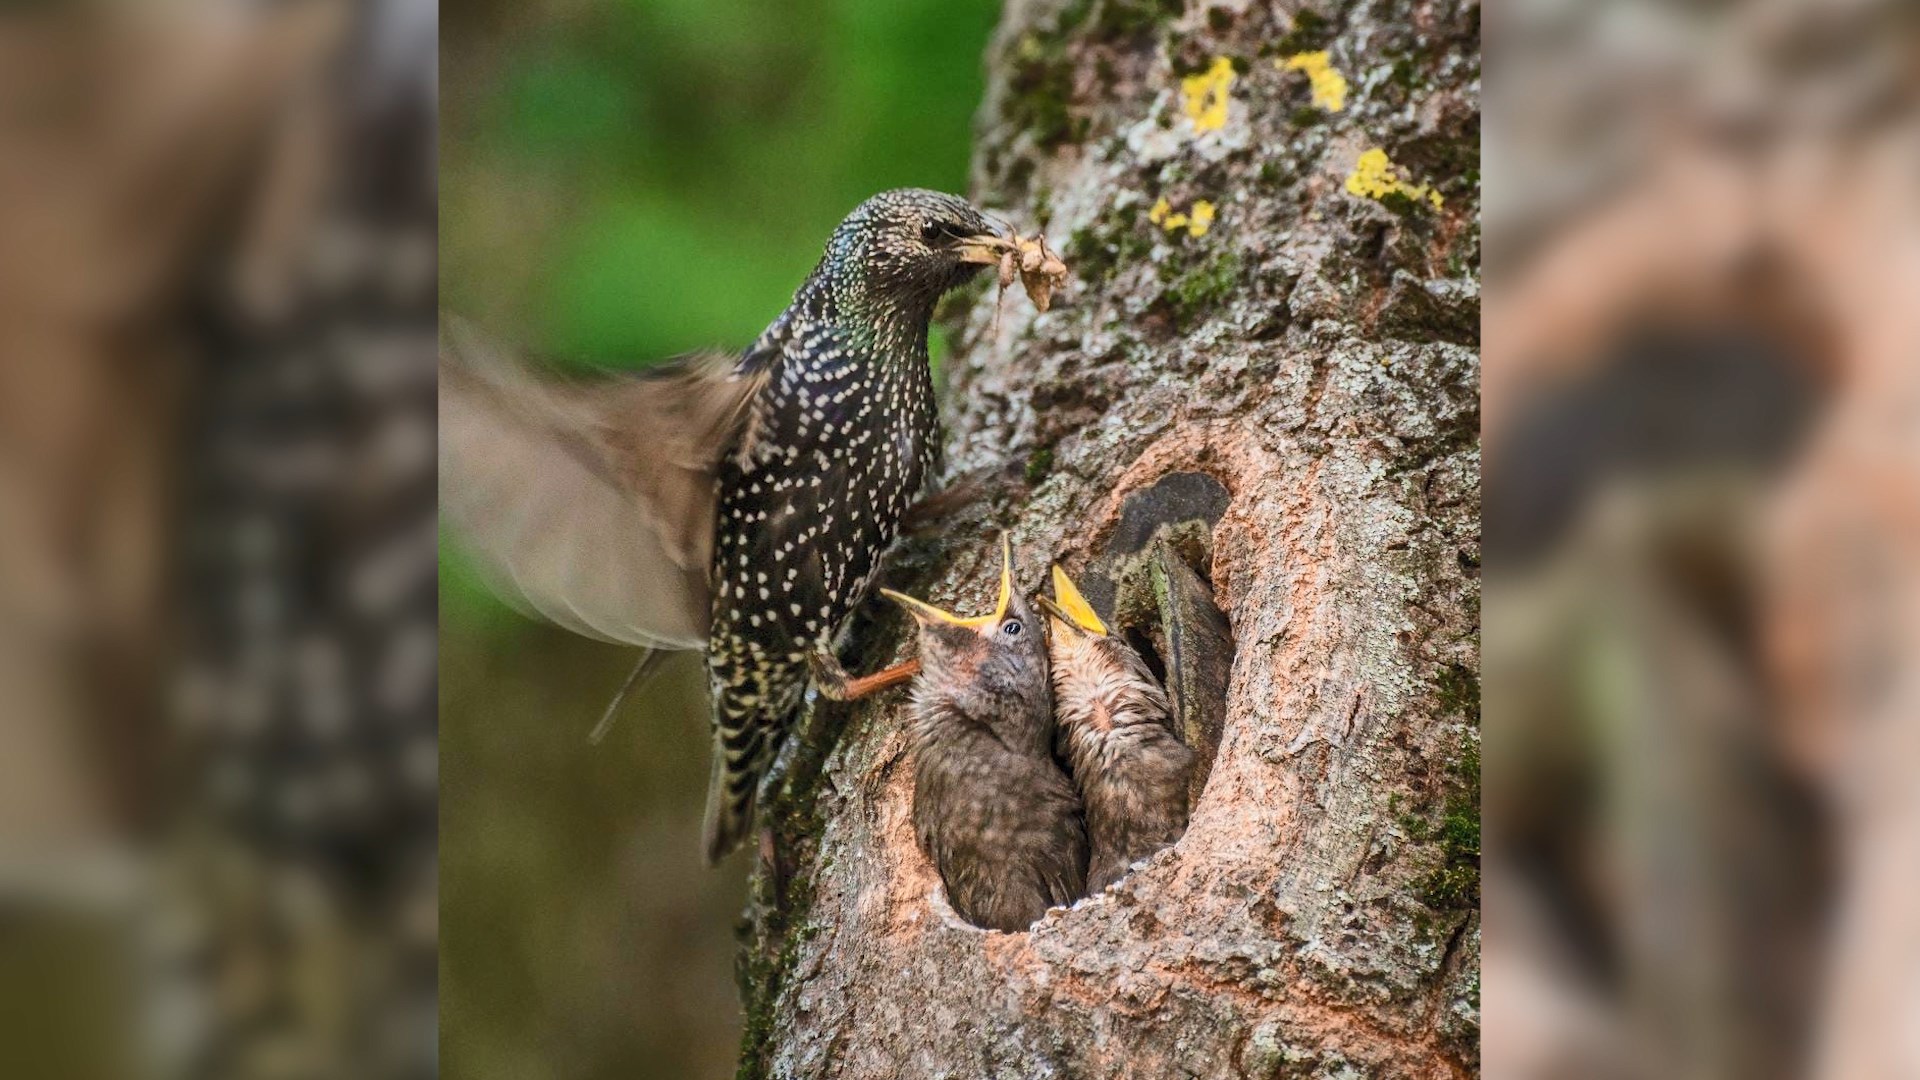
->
[[1038, 566, 1195, 892], [885, 537, 1087, 931]]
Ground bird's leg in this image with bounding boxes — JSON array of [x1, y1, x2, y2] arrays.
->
[[588, 648, 665, 744], [809, 647, 921, 702]]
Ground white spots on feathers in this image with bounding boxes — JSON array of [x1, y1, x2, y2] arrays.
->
[[702, 188, 985, 835]]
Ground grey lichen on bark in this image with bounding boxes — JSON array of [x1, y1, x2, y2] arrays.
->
[[737, 0, 1480, 1076]]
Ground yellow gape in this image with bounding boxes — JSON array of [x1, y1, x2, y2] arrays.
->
[[881, 534, 1014, 631], [1041, 564, 1108, 637]]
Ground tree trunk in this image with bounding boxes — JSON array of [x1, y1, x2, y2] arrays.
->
[[738, 1, 1480, 1076]]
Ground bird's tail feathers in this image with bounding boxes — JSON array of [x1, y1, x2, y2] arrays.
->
[[701, 740, 759, 865]]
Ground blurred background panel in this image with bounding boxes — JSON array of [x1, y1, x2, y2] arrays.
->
[[1483, 0, 1920, 1077], [438, 2, 998, 1077], [0, 0, 436, 1078]]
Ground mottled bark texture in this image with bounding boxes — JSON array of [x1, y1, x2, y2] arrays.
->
[[737, 1, 1480, 1076]]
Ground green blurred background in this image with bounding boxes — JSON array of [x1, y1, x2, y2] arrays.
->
[[440, 1, 1001, 1077]]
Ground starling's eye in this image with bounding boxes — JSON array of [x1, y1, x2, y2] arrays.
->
[[920, 220, 956, 246], [1000, 618, 1024, 637]]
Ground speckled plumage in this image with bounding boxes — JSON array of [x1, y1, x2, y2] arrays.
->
[[1044, 570, 1194, 892], [892, 544, 1088, 931], [438, 188, 1007, 863], [701, 190, 1003, 860]]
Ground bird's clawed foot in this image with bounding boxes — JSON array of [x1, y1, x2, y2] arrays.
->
[[809, 648, 921, 702]]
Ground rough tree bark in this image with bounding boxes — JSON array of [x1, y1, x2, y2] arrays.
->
[[738, 1, 1480, 1076]]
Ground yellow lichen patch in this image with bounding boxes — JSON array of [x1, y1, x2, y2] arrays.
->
[[1150, 196, 1216, 238], [1180, 57, 1235, 133], [1345, 148, 1444, 210], [1279, 51, 1348, 113], [1186, 200, 1216, 237]]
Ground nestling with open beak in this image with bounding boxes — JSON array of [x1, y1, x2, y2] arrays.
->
[[1039, 566, 1195, 892], [885, 537, 1088, 931]]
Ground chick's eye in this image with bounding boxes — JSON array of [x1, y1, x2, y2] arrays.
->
[[1000, 618, 1023, 637]]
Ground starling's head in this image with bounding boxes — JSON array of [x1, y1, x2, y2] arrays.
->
[[883, 535, 1051, 741], [1037, 565, 1110, 643], [821, 188, 1010, 313]]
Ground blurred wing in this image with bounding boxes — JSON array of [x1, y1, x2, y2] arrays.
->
[[438, 315, 766, 649]]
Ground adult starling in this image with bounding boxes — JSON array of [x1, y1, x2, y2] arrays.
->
[[1038, 566, 1195, 892], [440, 189, 1015, 862], [885, 537, 1088, 931]]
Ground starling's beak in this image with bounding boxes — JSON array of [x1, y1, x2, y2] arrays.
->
[[1042, 565, 1109, 637], [952, 232, 1014, 266], [881, 535, 1014, 632]]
